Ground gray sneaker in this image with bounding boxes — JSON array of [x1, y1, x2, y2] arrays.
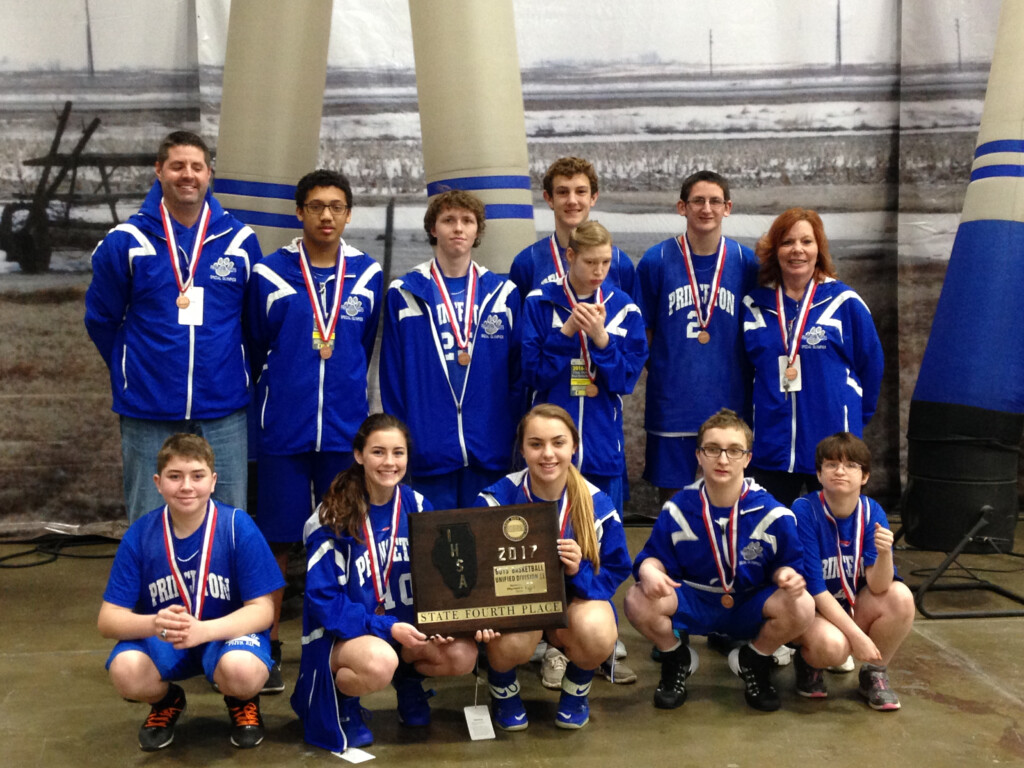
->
[[858, 665, 901, 711], [541, 646, 568, 689]]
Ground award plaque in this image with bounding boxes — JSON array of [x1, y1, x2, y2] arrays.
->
[[408, 502, 568, 636]]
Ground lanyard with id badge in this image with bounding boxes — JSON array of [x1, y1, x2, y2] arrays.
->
[[775, 281, 817, 394], [161, 200, 211, 327], [562, 279, 602, 398]]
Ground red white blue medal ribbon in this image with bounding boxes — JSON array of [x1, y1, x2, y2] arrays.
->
[[678, 235, 727, 333], [775, 280, 817, 367], [362, 490, 403, 610], [523, 475, 572, 537], [161, 500, 217, 619], [430, 259, 478, 355], [160, 200, 210, 298], [298, 242, 346, 351], [561, 277, 604, 383], [548, 235, 568, 280], [820, 492, 866, 614], [699, 480, 748, 595]]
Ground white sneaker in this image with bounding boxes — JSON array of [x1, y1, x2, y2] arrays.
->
[[614, 639, 627, 659], [829, 655, 856, 673], [541, 647, 568, 689], [529, 641, 548, 664], [772, 645, 795, 666]]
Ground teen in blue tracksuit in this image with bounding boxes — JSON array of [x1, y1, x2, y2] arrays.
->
[[379, 190, 523, 510], [636, 171, 760, 501], [245, 170, 383, 685], [624, 410, 813, 713], [291, 414, 476, 753], [790, 432, 913, 710], [474, 404, 631, 731], [742, 208, 883, 505], [521, 221, 647, 513], [509, 156, 635, 304], [85, 131, 262, 522]]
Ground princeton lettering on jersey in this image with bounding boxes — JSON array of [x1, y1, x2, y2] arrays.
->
[[667, 285, 736, 317], [148, 571, 232, 607], [820, 553, 863, 581]]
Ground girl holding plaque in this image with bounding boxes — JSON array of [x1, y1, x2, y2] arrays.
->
[[741, 208, 883, 506], [520, 221, 648, 514], [291, 414, 477, 753], [475, 404, 631, 731]]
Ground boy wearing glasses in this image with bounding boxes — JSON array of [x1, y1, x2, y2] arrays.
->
[[789, 432, 914, 711], [246, 169, 383, 690], [625, 409, 813, 712], [635, 171, 760, 504]]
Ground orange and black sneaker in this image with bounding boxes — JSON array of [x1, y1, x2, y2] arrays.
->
[[138, 683, 186, 751], [225, 694, 265, 748]]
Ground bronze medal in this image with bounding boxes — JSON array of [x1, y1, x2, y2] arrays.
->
[[721, 593, 735, 609], [375, 604, 385, 616], [319, 345, 333, 360], [785, 366, 798, 381], [697, 330, 710, 345], [176, 294, 190, 309], [458, 351, 471, 366], [585, 383, 599, 398]]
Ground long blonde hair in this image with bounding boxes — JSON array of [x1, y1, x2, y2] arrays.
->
[[517, 404, 601, 571]]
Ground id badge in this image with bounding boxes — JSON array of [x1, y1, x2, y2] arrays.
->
[[312, 329, 335, 350], [177, 286, 204, 326], [569, 357, 590, 397], [778, 354, 802, 393]]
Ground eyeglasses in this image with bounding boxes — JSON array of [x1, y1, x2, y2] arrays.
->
[[686, 197, 727, 209], [821, 460, 863, 473], [304, 201, 349, 215], [698, 445, 750, 460]]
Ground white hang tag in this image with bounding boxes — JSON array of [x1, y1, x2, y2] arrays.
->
[[177, 285, 205, 327], [778, 354, 802, 393], [464, 705, 496, 740]]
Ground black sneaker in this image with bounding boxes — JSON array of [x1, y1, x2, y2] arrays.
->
[[653, 644, 700, 709], [138, 683, 186, 752], [707, 631, 742, 657], [858, 665, 901, 711], [225, 694, 265, 748], [728, 645, 781, 711], [794, 650, 828, 698], [262, 640, 285, 694]]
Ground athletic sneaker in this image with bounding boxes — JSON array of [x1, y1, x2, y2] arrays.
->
[[728, 645, 781, 712], [555, 689, 590, 729], [829, 655, 856, 673], [614, 638, 628, 660], [598, 655, 637, 684], [491, 692, 529, 731], [394, 676, 435, 727], [653, 644, 700, 709], [262, 639, 285, 694], [794, 651, 828, 698], [225, 694, 265, 748], [706, 631, 741, 657], [772, 644, 795, 667], [339, 695, 373, 747], [858, 665, 901, 711], [138, 683, 186, 752], [529, 640, 549, 664], [541, 646, 568, 689]]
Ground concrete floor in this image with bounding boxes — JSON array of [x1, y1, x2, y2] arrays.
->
[[3, 526, 1024, 767]]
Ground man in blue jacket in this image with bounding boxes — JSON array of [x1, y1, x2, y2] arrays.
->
[[85, 131, 262, 522]]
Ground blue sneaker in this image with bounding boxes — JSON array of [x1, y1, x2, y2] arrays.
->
[[339, 696, 373, 748], [555, 689, 590, 729], [492, 693, 529, 731], [394, 676, 435, 727]]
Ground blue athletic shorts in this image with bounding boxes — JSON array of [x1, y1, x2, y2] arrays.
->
[[106, 631, 273, 682], [643, 434, 698, 491], [257, 451, 352, 542], [671, 583, 776, 640]]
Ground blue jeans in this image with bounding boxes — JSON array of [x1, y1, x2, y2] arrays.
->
[[120, 409, 248, 523]]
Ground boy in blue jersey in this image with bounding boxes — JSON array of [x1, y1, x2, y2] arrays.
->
[[625, 409, 814, 712], [98, 434, 284, 751], [246, 169, 383, 692], [791, 433, 914, 710], [380, 190, 523, 509], [636, 170, 759, 505], [509, 156, 636, 302]]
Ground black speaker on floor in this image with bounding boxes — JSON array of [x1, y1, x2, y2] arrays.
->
[[904, 400, 1021, 553]]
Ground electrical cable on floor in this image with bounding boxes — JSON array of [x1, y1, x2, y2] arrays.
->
[[0, 534, 117, 569]]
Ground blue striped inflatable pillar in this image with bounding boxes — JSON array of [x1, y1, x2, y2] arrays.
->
[[213, 0, 333, 252], [905, 0, 1024, 552], [408, 0, 536, 272]]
